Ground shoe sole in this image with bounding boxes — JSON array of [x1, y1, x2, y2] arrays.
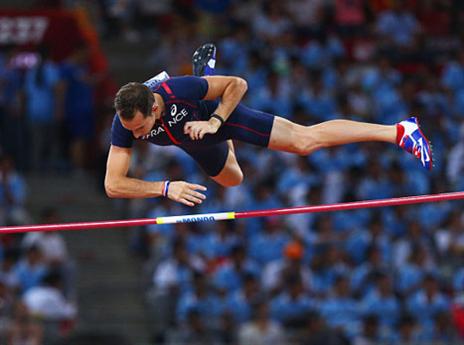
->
[[192, 43, 216, 76]]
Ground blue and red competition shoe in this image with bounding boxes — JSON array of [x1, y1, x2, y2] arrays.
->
[[396, 117, 433, 170]]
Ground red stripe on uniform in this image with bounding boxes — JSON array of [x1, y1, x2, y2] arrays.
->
[[161, 83, 176, 99], [225, 122, 270, 137], [160, 117, 181, 145]]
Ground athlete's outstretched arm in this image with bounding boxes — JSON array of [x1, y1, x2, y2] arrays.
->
[[105, 145, 207, 206], [184, 75, 247, 140]]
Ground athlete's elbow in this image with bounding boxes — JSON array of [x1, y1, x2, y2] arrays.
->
[[105, 185, 118, 198], [235, 77, 248, 93], [104, 178, 120, 198]]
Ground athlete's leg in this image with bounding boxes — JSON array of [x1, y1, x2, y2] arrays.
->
[[268, 117, 397, 154], [211, 140, 243, 187]]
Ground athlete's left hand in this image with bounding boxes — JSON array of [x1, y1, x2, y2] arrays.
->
[[184, 120, 220, 140]]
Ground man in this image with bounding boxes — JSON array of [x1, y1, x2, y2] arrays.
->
[[105, 44, 432, 207]]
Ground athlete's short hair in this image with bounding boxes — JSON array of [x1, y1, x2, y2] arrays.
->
[[114, 82, 155, 120]]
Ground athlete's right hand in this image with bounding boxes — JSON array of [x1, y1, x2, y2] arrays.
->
[[167, 181, 207, 207]]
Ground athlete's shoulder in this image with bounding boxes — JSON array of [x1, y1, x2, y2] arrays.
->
[[111, 114, 134, 148]]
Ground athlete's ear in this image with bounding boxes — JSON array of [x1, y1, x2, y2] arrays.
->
[[151, 104, 158, 115]]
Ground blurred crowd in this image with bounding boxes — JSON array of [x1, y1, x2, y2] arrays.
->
[[3, 0, 464, 344], [0, 206, 76, 344]]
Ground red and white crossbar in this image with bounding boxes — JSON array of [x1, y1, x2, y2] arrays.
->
[[0, 191, 463, 234]]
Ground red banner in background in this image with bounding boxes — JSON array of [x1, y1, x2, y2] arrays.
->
[[0, 8, 117, 105], [0, 9, 84, 61]]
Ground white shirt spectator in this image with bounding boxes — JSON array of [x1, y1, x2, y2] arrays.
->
[[285, 0, 325, 27], [22, 232, 68, 263], [238, 320, 285, 345], [153, 256, 205, 294], [23, 286, 76, 320]]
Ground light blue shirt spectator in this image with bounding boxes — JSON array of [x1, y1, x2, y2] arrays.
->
[[270, 288, 313, 324], [361, 288, 401, 328], [24, 60, 61, 123], [454, 268, 464, 292], [248, 225, 290, 266], [396, 262, 426, 296], [176, 290, 222, 323], [226, 290, 253, 323], [407, 289, 450, 327], [442, 58, 464, 92], [318, 294, 360, 335], [376, 9, 420, 47], [14, 256, 48, 293], [212, 259, 259, 292]]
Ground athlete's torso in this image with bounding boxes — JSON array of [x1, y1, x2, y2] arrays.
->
[[111, 76, 218, 149]]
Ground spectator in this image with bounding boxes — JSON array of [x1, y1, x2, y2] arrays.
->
[[0, 155, 31, 226], [168, 308, 218, 345], [389, 313, 422, 344], [176, 272, 220, 325], [361, 272, 401, 328], [13, 246, 48, 294], [22, 208, 69, 266], [375, 0, 421, 49], [407, 274, 450, 328], [22, 270, 76, 321], [318, 274, 360, 335], [353, 314, 384, 345], [303, 311, 350, 345], [351, 246, 389, 296], [226, 273, 260, 323], [61, 45, 100, 172], [238, 301, 286, 345], [269, 274, 313, 328], [442, 49, 464, 94], [22, 45, 64, 171], [447, 124, 464, 190], [248, 217, 290, 266], [262, 241, 312, 295], [153, 237, 205, 295], [420, 311, 460, 343], [212, 244, 259, 293]]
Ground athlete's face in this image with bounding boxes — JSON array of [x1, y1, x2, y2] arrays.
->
[[120, 105, 158, 139]]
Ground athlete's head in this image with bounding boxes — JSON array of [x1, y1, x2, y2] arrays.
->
[[114, 82, 157, 138], [114, 82, 155, 120]]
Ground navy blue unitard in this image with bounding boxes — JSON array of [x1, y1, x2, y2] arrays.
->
[[111, 76, 275, 176]]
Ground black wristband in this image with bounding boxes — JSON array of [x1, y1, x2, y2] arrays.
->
[[210, 113, 225, 126]]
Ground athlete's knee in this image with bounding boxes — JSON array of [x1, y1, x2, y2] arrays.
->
[[288, 125, 321, 155], [213, 168, 244, 187], [222, 170, 244, 187]]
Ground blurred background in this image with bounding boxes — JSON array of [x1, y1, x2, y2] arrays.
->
[[1, 0, 464, 344]]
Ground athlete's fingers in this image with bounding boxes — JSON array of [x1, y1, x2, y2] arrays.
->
[[179, 198, 195, 207], [184, 122, 193, 134], [194, 127, 202, 140], [185, 193, 203, 204], [191, 129, 198, 140], [199, 129, 206, 139], [189, 190, 206, 200], [196, 128, 203, 140], [190, 184, 207, 191], [188, 127, 196, 140]]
